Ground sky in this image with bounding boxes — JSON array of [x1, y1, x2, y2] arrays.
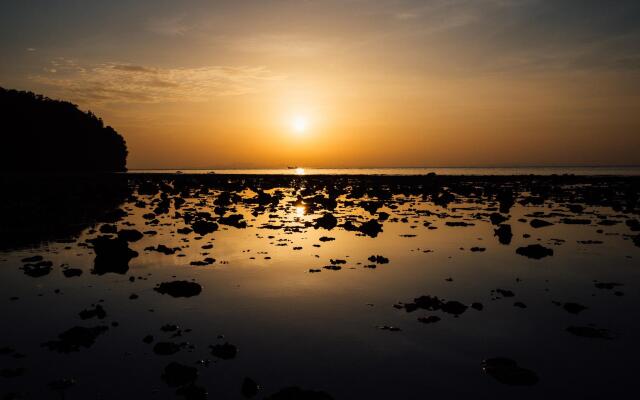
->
[[1, 0, 639, 169]]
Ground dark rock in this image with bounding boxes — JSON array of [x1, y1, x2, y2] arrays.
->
[[367, 255, 389, 264], [210, 342, 238, 359], [441, 300, 467, 315], [78, 304, 107, 320], [516, 244, 554, 259], [242, 377, 260, 398], [489, 212, 508, 225], [90, 236, 138, 275], [530, 219, 553, 228], [358, 219, 383, 237], [378, 325, 402, 331], [191, 220, 218, 236], [563, 302, 587, 314], [43, 326, 109, 353], [219, 214, 247, 228], [145, 244, 180, 255], [117, 229, 143, 242], [417, 316, 441, 324], [482, 358, 539, 386], [62, 268, 83, 278], [154, 281, 202, 298], [21, 260, 53, 277], [161, 362, 198, 387], [153, 342, 181, 355], [446, 221, 474, 227], [566, 326, 611, 339], [314, 213, 337, 230], [494, 224, 512, 245]]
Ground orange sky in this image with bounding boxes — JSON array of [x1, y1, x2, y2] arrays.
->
[[1, 0, 639, 168]]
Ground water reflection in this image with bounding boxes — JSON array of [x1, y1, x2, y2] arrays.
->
[[0, 174, 638, 399]]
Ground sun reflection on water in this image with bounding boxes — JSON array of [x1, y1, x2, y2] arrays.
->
[[295, 167, 305, 175]]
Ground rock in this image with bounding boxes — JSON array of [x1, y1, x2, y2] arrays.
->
[[242, 377, 260, 398], [417, 316, 441, 324], [21, 255, 43, 263], [446, 221, 474, 227], [441, 300, 467, 315], [494, 224, 512, 245], [530, 219, 553, 228], [43, 326, 109, 353], [489, 212, 508, 225], [358, 219, 383, 237], [367, 255, 389, 264], [481, 358, 539, 386], [471, 302, 484, 311], [89, 236, 138, 275], [161, 362, 198, 387], [561, 218, 591, 225], [154, 281, 202, 298], [117, 229, 143, 242], [378, 325, 402, 331], [314, 213, 337, 230], [190, 257, 215, 266], [78, 304, 107, 320], [145, 244, 181, 255], [191, 220, 218, 236], [62, 268, 83, 278], [470, 247, 486, 252], [594, 282, 623, 290], [516, 244, 554, 259], [210, 342, 238, 359], [219, 214, 247, 228], [563, 302, 587, 314], [494, 288, 514, 297], [153, 342, 181, 355], [21, 260, 53, 277], [566, 326, 611, 339]]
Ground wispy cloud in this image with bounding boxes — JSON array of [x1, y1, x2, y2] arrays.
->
[[145, 15, 189, 36], [30, 58, 284, 104]]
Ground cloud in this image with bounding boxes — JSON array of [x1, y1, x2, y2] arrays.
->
[[30, 58, 284, 104], [145, 15, 189, 36]]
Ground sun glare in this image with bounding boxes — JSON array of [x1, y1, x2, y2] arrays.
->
[[295, 167, 305, 175], [291, 115, 309, 134]]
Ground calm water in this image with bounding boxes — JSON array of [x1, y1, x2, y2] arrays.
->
[[1, 175, 638, 399], [130, 166, 640, 176]]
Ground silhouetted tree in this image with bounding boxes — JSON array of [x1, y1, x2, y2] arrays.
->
[[0, 87, 128, 172]]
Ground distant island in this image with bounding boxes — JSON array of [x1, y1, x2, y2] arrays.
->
[[0, 87, 128, 172]]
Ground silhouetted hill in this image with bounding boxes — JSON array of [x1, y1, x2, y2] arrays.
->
[[0, 87, 128, 172]]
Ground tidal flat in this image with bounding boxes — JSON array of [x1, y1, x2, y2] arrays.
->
[[1, 173, 639, 399]]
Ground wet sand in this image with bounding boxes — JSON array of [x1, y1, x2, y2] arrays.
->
[[1, 173, 639, 399]]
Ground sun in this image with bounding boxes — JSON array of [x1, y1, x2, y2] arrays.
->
[[291, 115, 309, 134]]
